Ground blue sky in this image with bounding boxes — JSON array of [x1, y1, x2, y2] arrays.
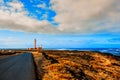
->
[[0, 0, 120, 48]]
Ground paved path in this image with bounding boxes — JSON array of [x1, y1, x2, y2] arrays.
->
[[0, 53, 36, 80]]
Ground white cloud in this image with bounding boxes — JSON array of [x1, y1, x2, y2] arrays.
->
[[37, 3, 46, 9], [0, 1, 3, 4], [8, 2, 24, 11], [0, 1, 60, 33], [51, 0, 120, 34], [0, 0, 120, 34], [0, 37, 24, 48]]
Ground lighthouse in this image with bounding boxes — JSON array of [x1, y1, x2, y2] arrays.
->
[[27, 38, 42, 52], [34, 39, 37, 49]]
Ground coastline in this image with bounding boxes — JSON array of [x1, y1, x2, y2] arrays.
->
[[0, 49, 120, 79], [1, 48, 120, 56]]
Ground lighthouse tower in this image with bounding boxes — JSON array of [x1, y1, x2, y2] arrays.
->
[[34, 39, 37, 49], [27, 38, 42, 52]]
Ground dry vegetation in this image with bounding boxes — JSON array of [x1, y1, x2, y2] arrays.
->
[[33, 50, 120, 80], [0, 50, 120, 80]]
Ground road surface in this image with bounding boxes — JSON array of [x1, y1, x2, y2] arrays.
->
[[0, 53, 36, 80]]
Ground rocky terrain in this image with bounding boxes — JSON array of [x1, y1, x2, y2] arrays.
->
[[34, 50, 120, 80], [0, 50, 120, 80]]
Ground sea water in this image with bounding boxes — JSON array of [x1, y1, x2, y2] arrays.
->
[[44, 48, 120, 56]]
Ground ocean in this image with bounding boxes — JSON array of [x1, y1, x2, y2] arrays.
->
[[44, 48, 120, 56]]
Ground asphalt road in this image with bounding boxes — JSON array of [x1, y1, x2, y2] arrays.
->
[[0, 53, 36, 80]]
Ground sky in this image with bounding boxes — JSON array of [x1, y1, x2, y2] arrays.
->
[[0, 0, 120, 48]]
